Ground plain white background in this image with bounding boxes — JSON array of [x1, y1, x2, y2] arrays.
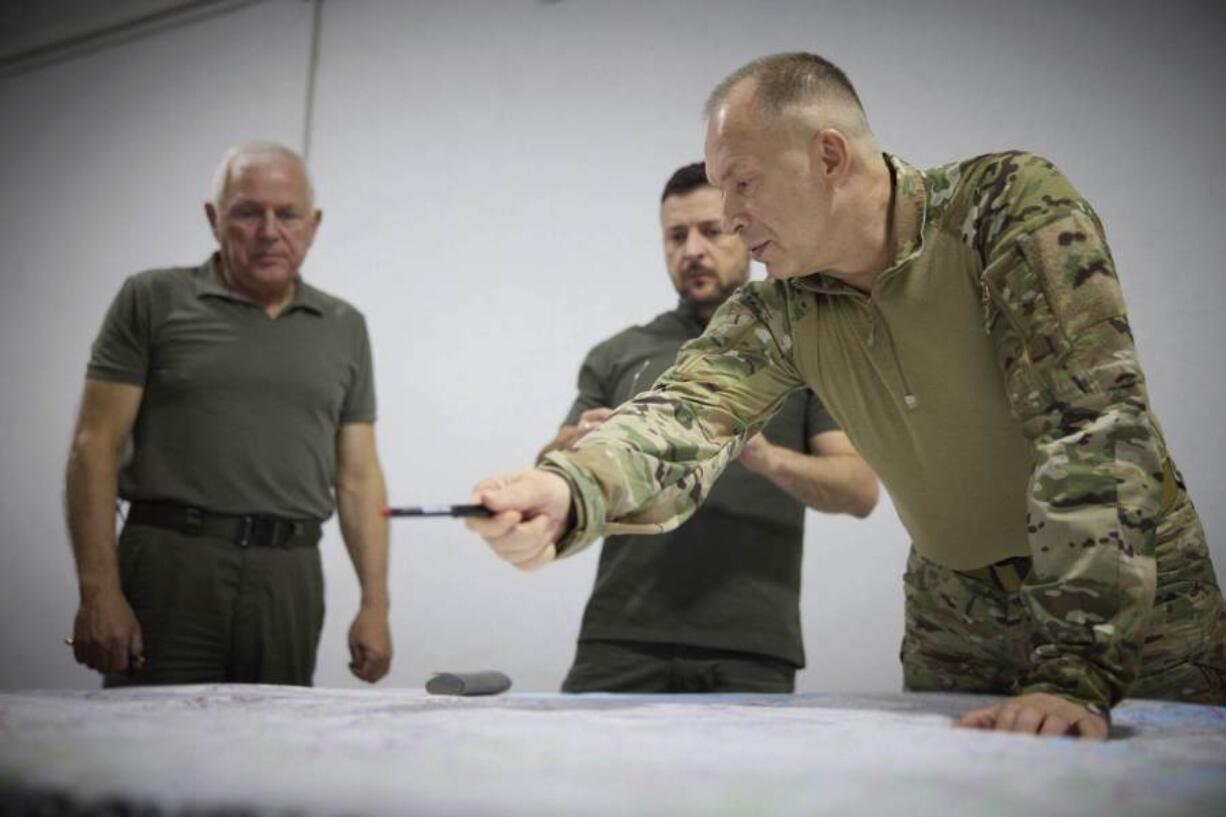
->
[[1, 0, 1222, 693]]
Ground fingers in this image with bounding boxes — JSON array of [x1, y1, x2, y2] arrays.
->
[[128, 626, 144, 667], [75, 633, 133, 675], [955, 694, 1108, 740], [1011, 707, 1044, 735], [348, 643, 372, 681], [476, 476, 547, 514], [467, 470, 570, 570], [73, 598, 146, 676], [955, 705, 998, 730], [71, 629, 88, 666], [468, 471, 541, 515], [485, 513, 557, 571], [366, 652, 391, 682], [110, 638, 130, 674], [471, 473, 514, 496], [348, 611, 392, 683], [348, 637, 391, 683], [1039, 714, 1072, 737], [578, 407, 614, 430], [1073, 712, 1109, 741], [465, 508, 523, 538], [515, 540, 558, 573]]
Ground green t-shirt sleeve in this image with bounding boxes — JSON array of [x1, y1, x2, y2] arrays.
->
[[561, 345, 611, 427], [340, 313, 376, 424], [802, 389, 839, 447], [86, 275, 149, 386]]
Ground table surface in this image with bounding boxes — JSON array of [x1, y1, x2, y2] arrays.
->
[[1, 685, 1224, 817]]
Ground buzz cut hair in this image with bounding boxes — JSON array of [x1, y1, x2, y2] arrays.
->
[[703, 52, 865, 120], [210, 141, 314, 209], [660, 162, 712, 203]]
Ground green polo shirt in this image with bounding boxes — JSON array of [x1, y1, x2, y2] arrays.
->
[[87, 255, 376, 520], [563, 301, 837, 666]]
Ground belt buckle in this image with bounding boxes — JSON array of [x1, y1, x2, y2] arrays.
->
[[238, 515, 254, 548], [249, 517, 281, 548], [184, 507, 204, 536]]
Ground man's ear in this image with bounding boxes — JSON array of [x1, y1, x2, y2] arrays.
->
[[204, 201, 219, 234], [811, 128, 852, 182]]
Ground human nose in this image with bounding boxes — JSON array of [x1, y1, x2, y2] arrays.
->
[[721, 198, 747, 236], [683, 228, 708, 258], [258, 210, 280, 240]]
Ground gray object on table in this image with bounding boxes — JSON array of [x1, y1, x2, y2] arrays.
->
[[426, 670, 512, 696]]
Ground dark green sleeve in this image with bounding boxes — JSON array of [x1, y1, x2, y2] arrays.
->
[[340, 313, 376, 424], [86, 275, 150, 386]]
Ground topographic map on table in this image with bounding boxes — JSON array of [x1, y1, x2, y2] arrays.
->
[[1, 686, 1224, 816]]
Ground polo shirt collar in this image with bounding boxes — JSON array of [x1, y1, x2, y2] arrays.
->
[[195, 253, 325, 315], [795, 153, 928, 297]]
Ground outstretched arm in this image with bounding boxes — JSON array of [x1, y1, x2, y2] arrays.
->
[[470, 283, 805, 567]]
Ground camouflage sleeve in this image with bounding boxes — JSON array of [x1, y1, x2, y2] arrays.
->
[[539, 283, 805, 556], [974, 152, 1163, 708]]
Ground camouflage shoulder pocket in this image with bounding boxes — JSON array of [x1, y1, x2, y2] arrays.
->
[[1016, 210, 1126, 343], [985, 210, 1135, 410]]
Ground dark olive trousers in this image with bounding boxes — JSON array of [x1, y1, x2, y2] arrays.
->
[[562, 639, 797, 693], [104, 521, 325, 687]]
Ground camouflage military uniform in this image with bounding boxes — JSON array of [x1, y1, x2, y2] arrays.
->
[[540, 152, 1226, 710]]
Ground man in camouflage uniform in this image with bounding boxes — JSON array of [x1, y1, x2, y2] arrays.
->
[[468, 53, 1225, 738]]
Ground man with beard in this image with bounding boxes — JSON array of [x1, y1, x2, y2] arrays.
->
[[538, 162, 878, 693]]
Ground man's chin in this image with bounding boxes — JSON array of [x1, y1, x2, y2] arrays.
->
[[681, 288, 736, 311], [763, 261, 802, 281], [251, 263, 296, 284]]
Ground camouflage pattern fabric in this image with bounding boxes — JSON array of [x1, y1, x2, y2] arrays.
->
[[539, 151, 1226, 709], [903, 491, 1226, 704]]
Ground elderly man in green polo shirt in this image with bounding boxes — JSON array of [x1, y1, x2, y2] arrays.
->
[[466, 53, 1226, 738], [65, 141, 392, 687]]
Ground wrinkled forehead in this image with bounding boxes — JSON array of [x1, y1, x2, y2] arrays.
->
[[709, 110, 808, 185], [223, 154, 314, 206]]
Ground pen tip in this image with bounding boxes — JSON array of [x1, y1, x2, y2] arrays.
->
[[379, 507, 391, 518]]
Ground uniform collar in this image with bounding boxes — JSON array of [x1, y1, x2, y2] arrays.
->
[[795, 153, 928, 297], [195, 253, 324, 315], [672, 297, 709, 332]]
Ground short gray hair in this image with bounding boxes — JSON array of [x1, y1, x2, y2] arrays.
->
[[704, 52, 866, 121], [210, 141, 314, 209]]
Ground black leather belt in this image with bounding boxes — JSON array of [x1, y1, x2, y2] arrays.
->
[[127, 501, 321, 548]]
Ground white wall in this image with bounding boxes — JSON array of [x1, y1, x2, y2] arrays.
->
[[2, 0, 1223, 694]]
